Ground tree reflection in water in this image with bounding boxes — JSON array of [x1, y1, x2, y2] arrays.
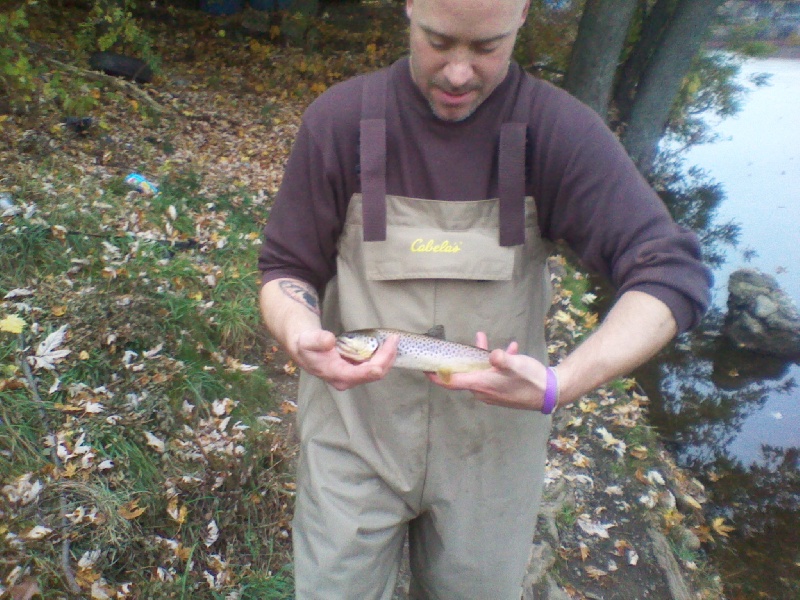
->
[[635, 309, 800, 599]]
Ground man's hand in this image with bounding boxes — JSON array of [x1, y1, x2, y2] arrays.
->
[[293, 329, 400, 391], [427, 332, 551, 411]]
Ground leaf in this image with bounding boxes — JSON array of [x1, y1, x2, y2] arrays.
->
[[144, 431, 165, 453], [167, 497, 188, 524], [30, 325, 71, 370], [711, 517, 735, 538], [579, 542, 589, 561], [596, 426, 627, 456], [204, 519, 219, 547], [118, 499, 146, 520], [24, 525, 53, 540], [577, 515, 615, 539], [3, 288, 34, 299], [0, 314, 26, 333], [584, 565, 608, 580]]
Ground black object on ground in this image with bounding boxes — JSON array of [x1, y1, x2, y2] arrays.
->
[[89, 52, 153, 84]]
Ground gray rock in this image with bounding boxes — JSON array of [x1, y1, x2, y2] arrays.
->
[[723, 268, 800, 358]]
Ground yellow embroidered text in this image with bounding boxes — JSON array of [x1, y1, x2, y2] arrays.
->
[[410, 239, 462, 253]]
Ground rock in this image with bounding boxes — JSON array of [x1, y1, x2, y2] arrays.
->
[[522, 541, 556, 593], [648, 528, 693, 600], [723, 268, 800, 359]]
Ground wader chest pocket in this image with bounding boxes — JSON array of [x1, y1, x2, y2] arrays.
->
[[362, 225, 515, 281]]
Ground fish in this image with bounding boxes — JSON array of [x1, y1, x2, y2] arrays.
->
[[335, 325, 492, 383]]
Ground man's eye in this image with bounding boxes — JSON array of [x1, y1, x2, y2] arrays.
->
[[428, 37, 451, 50], [474, 44, 499, 55]]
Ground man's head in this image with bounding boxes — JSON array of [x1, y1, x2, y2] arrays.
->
[[406, 0, 529, 122]]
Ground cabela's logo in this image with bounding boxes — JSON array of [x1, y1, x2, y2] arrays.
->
[[410, 239, 462, 253]]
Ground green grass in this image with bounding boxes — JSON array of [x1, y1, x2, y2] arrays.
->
[[0, 166, 293, 597]]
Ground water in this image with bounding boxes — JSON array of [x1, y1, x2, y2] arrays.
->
[[639, 57, 800, 598]]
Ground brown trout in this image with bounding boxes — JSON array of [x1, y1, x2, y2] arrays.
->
[[335, 326, 491, 382]]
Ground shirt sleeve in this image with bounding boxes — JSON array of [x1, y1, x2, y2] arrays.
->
[[258, 119, 344, 293], [530, 96, 712, 333]]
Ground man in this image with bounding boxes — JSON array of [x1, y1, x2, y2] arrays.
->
[[258, 0, 712, 597]]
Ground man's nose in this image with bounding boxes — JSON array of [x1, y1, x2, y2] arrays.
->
[[442, 55, 474, 90]]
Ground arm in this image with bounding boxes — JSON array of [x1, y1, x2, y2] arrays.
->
[[259, 277, 398, 391], [429, 290, 676, 411]]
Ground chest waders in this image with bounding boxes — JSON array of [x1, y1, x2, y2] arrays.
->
[[292, 66, 555, 600]]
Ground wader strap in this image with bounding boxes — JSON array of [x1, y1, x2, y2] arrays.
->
[[498, 72, 535, 247], [360, 68, 389, 242]]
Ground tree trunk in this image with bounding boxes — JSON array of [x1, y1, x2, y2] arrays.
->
[[613, 0, 678, 126], [621, 0, 726, 174], [562, 0, 638, 121]]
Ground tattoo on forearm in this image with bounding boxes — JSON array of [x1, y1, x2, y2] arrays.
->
[[279, 280, 321, 316]]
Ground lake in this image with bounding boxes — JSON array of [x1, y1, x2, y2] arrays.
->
[[639, 56, 800, 598]]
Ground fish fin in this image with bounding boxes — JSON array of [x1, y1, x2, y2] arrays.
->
[[437, 369, 452, 384], [426, 325, 446, 339]]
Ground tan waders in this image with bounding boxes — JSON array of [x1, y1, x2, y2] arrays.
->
[[292, 68, 554, 599]]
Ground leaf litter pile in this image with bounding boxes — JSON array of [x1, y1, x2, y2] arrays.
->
[[0, 4, 724, 599]]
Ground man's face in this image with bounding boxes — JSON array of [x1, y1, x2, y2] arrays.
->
[[406, 0, 529, 122]]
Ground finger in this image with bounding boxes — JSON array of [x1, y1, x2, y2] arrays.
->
[[474, 331, 489, 350], [506, 340, 519, 355], [374, 333, 399, 360]]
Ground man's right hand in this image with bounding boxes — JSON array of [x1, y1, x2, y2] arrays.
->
[[292, 329, 399, 391]]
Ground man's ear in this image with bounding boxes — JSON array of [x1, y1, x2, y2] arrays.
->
[[520, 0, 531, 25], [406, 0, 413, 20]]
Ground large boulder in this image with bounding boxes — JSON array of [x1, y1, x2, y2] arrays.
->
[[723, 268, 800, 359]]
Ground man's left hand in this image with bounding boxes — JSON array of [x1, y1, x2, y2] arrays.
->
[[426, 332, 551, 411]]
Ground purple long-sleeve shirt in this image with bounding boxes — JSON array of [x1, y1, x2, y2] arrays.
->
[[259, 58, 711, 333]]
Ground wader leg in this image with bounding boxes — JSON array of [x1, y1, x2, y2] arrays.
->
[[405, 400, 551, 600], [292, 438, 413, 600]]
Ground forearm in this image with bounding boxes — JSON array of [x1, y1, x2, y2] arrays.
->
[[555, 290, 677, 407], [259, 278, 323, 360], [260, 277, 399, 390]]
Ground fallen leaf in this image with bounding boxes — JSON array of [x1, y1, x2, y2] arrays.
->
[[204, 519, 219, 547], [0, 314, 26, 333], [167, 497, 188, 524], [584, 565, 608, 580], [711, 517, 735, 538], [3, 288, 34, 299], [24, 525, 53, 540], [30, 325, 71, 370], [144, 431, 166, 453], [118, 499, 146, 520], [577, 515, 615, 539], [579, 542, 589, 561]]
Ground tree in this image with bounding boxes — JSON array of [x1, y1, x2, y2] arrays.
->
[[620, 0, 727, 173], [563, 0, 727, 175], [562, 0, 638, 120]]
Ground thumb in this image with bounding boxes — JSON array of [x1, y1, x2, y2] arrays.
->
[[489, 348, 512, 371], [297, 329, 336, 353]]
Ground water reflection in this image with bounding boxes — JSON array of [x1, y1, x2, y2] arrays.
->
[[635, 55, 800, 598], [636, 315, 800, 598]]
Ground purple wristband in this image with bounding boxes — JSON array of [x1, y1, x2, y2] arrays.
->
[[542, 367, 558, 415]]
